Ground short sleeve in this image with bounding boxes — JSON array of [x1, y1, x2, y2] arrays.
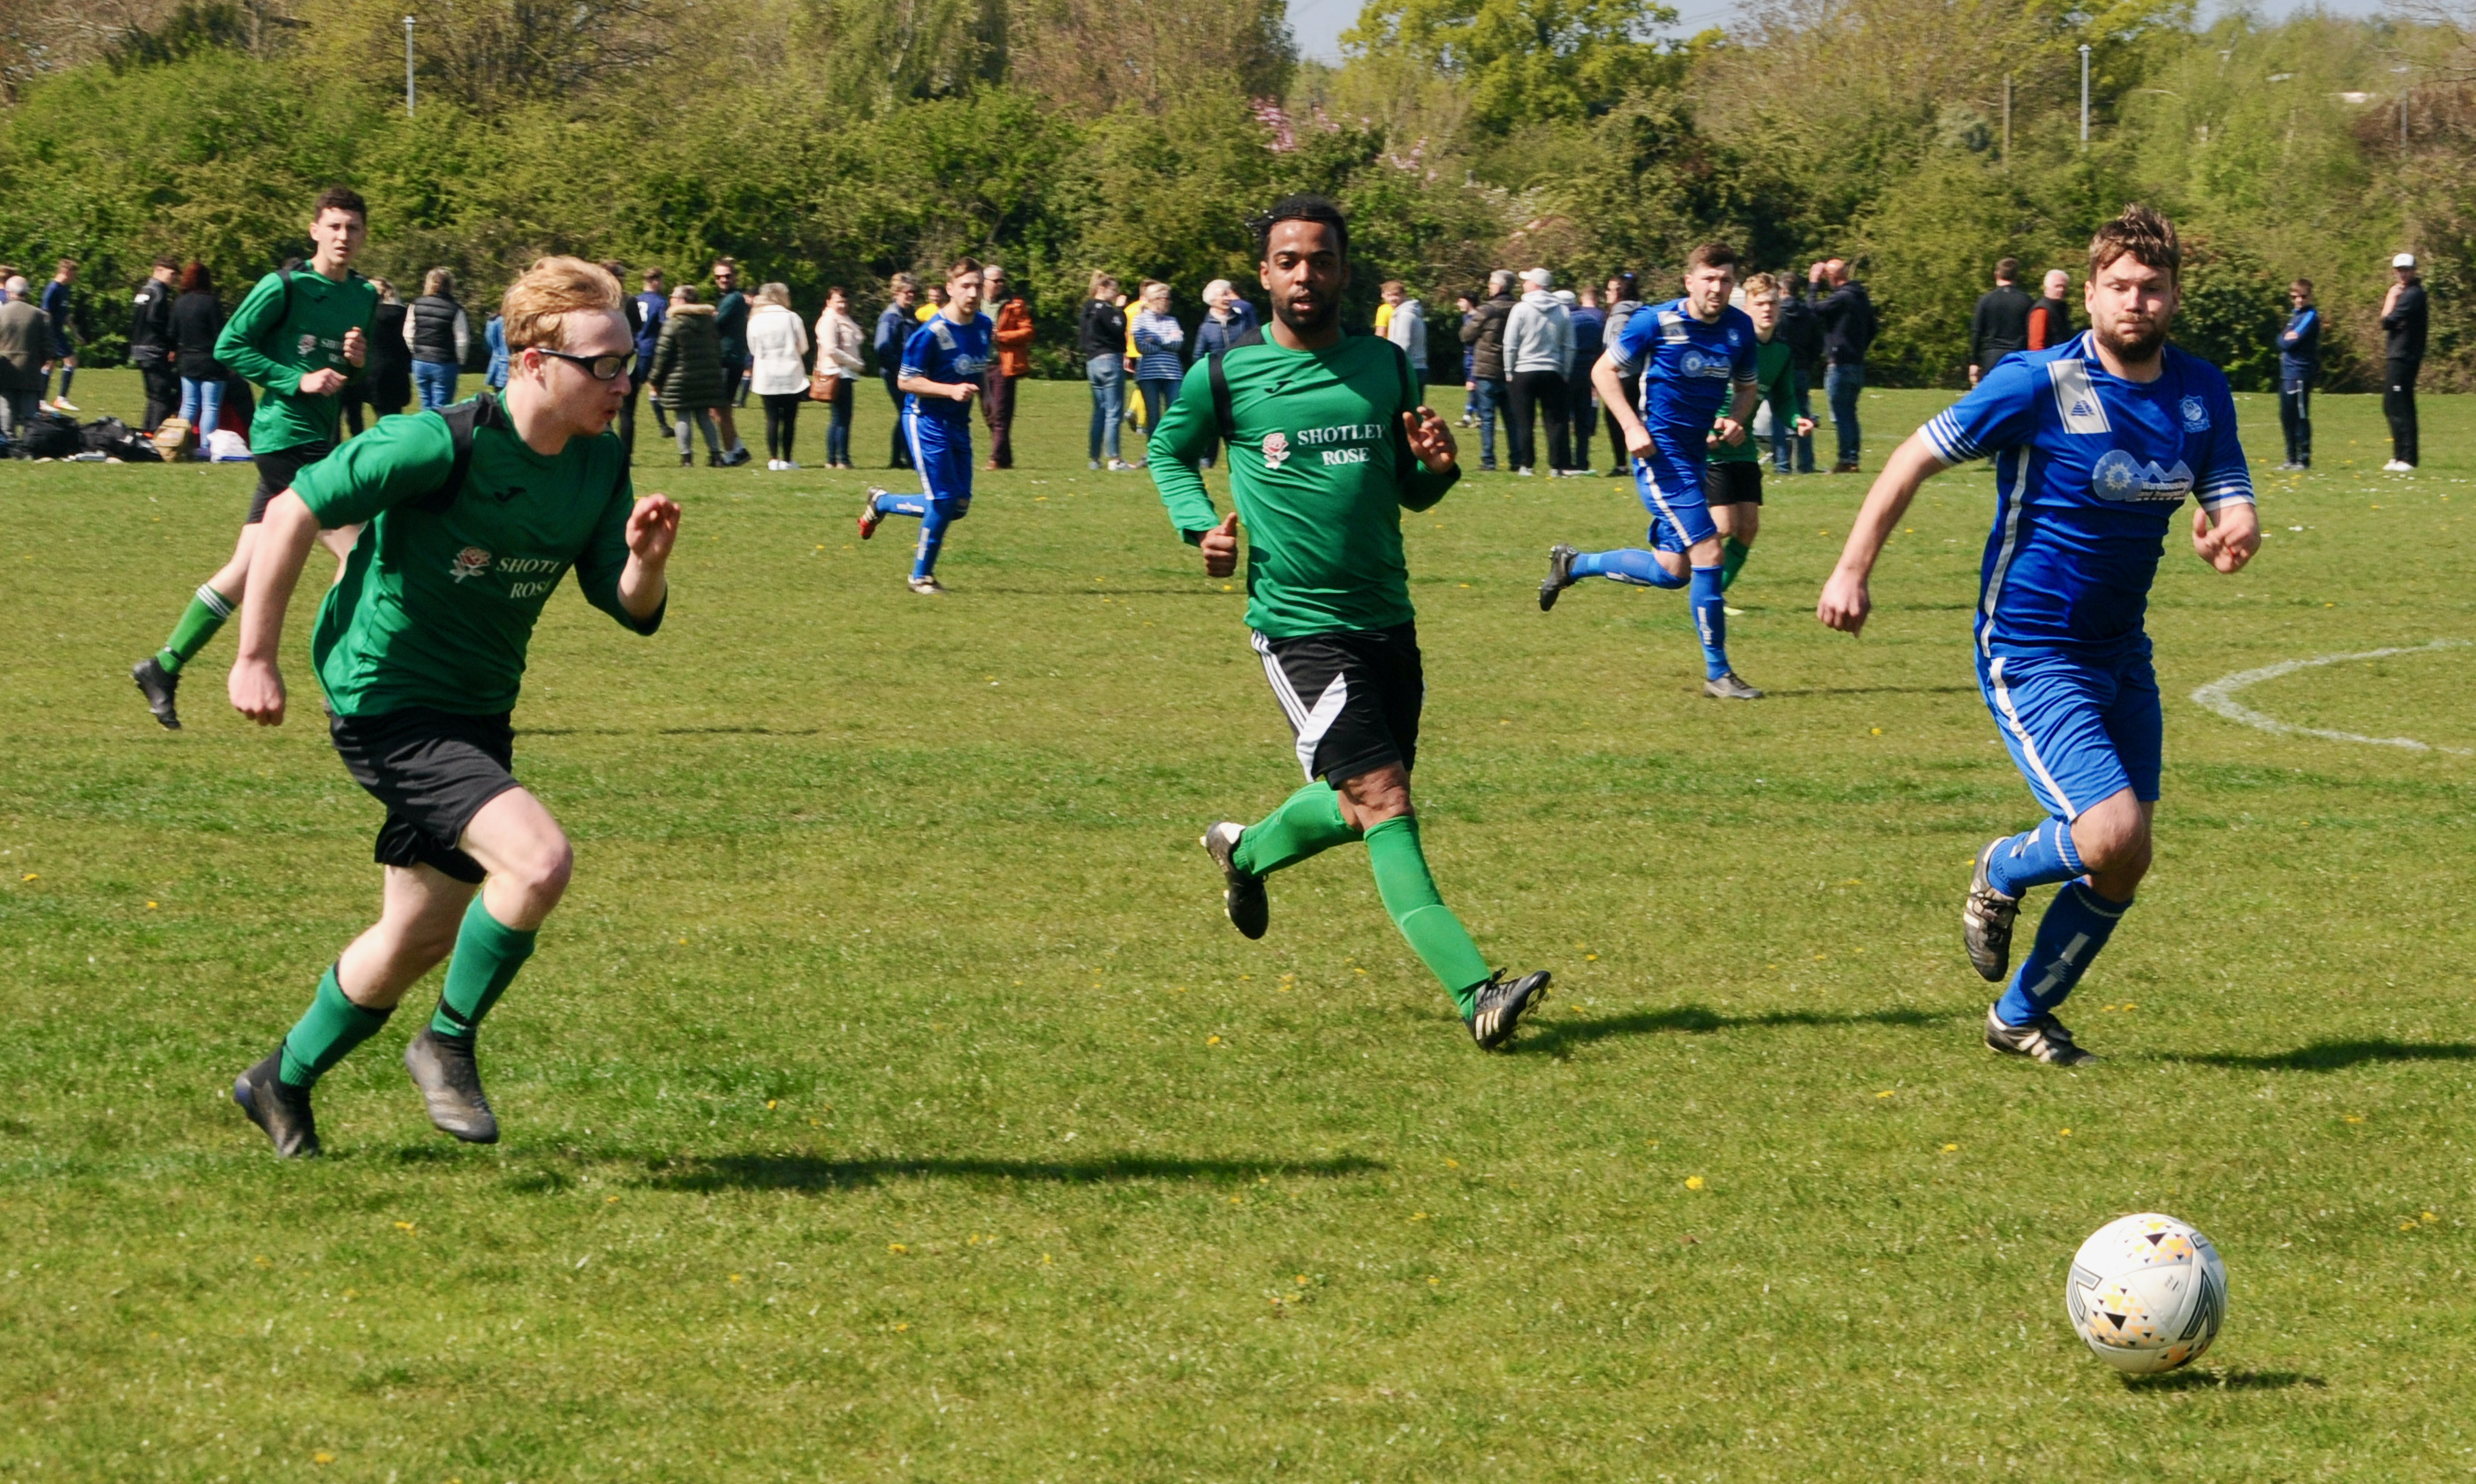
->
[[1921, 357, 2041, 465], [899, 322, 937, 381], [2192, 374, 2254, 510], [292, 412, 457, 526], [1607, 304, 1660, 376]]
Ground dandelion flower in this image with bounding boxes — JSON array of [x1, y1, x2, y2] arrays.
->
[[1685, 1176, 1705, 1191], [1942, 1143, 1958, 1153], [889, 1243, 908, 1253]]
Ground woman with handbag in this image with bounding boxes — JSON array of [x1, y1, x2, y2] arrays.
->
[[812, 285, 864, 469], [746, 282, 812, 470]]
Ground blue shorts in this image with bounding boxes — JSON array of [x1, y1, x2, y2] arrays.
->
[[1632, 449, 1716, 549], [1978, 648, 2162, 821], [904, 407, 974, 506]]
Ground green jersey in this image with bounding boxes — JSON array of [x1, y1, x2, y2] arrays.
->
[[1710, 337, 1801, 465], [1150, 332, 1457, 638], [293, 396, 660, 718], [215, 267, 379, 453]]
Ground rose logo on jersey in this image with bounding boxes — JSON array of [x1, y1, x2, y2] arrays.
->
[[1262, 431, 1291, 471], [449, 547, 495, 582], [2091, 449, 2196, 503], [298, 333, 319, 359], [2179, 396, 2210, 431]]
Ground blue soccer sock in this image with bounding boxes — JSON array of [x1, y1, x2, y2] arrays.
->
[[872, 490, 930, 519], [1570, 549, 1687, 589], [1689, 564, 1730, 678], [1993, 882, 2131, 1026], [912, 497, 967, 579], [1986, 817, 2085, 897]]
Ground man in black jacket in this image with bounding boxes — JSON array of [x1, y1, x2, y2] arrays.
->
[[1812, 259, 1876, 473], [131, 256, 179, 432], [1773, 274, 1823, 473], [2381, 253, 2427, 472], [1967, 257, 2032, 387], [1460, 271, 1515, 471]]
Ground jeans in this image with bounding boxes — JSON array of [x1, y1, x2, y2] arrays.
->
[[1826, 362, 1864, 466], [1470, 378, 1506, 467], [2279, 378, 2313, 466], [1506, 369, 1570, 472], [1087, 353, 1124, 461], [676, 406, 723, 460], [1138, 378, 1177, 459], [1567, 372, 1598, 469], [761, 390, 803, 462], [413, 360, 458, 411], [2384, 358, 2419, 466], [883, 369, 912, 468], [178, 376, 225, 437], [1774, 366, 1815, 472], [825, 375, 854, 465]]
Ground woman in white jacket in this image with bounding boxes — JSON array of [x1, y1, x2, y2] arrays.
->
[[746, 283, 813, 469], [813, 285, 865, 469]]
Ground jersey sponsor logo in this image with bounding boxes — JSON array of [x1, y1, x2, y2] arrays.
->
[[450, 546, 494, 582], [2090, 449, 2194, 503], [1262, 431, 1291, 471], [2179, 395, 2209, 431], [1676, 349, 1733, 380]]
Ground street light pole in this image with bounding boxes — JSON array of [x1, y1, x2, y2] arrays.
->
[[404, 16, 416, 117], [2003, 72, 2012, 166], [2393, 64, 2409, 149], [2079, 44, 2092, 149]]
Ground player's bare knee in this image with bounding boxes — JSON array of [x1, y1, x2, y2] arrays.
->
[[1339, 768, 1412, 828], [2071, 804, 2150, 878], [501, 831, 574, 905]]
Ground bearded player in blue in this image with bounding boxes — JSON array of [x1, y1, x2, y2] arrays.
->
[[1538, 242, 1766, 700], [1818, 206, 2260, 1065], [859, 257, 990, 594]]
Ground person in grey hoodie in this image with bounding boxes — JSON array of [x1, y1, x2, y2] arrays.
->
[[1502, 267, 1574, 475]]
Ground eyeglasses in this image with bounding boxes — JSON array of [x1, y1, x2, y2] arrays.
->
[[526, 346, 633, 381]]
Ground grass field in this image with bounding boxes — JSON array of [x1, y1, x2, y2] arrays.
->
[[5, 367, 2473, 1480]]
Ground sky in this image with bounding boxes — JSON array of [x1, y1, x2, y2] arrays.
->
[[1284, 0, 2394, 65]]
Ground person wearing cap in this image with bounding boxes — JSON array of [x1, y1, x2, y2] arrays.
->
[[2381, 253, 2427, 472]]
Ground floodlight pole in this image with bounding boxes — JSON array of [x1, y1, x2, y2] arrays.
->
[[2078, 45, 2092, 149], [404, 16, 417, 116], [2003, 72, 2012, 165], [2394, 65, 2409, 149]]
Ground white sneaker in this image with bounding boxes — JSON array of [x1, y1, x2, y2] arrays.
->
[[1516, 467, 1534, 478], [50, 398, 78, 413], [1107, 458, 1135, 472], [782, 460, 801, 470], [907, 575, 946, 595], [2384, 459, 2415, 473]]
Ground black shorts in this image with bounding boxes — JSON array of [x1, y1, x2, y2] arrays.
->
[[1704, 459, 1762, 506], [248, 441, 337, 524], [329, 708, 521, 883], [1252, 625, 1422, 784]]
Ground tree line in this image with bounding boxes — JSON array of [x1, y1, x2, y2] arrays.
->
[[1, 0, 2469, 390]]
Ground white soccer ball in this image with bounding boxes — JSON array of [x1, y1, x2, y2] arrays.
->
[[2064, 1212, 2227, 1374]]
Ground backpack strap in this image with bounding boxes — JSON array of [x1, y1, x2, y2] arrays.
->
[[415, 391, 505, 513]]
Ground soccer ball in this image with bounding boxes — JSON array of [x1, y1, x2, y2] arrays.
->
[[2064, 1213, 2227, 1374]]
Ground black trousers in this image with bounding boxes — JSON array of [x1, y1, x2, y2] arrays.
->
[[2278, 378, 2312, 465], [1507, 369, 1571, 473], [2384, 358, 2419, 466], [1568, 371, 1599, 468], [138, 358, 179, 433], [761, 390, 803, 462], [1604, 373, 1640, 469], [883, 369, 913, 469]]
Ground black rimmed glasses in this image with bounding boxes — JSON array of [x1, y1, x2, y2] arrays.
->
[[526, 346, 633, 381]]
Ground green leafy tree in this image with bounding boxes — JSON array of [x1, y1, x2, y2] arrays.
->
[[1343, 0, 1681, 135]]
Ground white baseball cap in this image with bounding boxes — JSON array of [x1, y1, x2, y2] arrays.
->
[[1521, 268, 1554, 290], [2393, 252, 2417, 269]]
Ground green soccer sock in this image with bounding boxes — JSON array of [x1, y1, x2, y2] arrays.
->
[[1230, 781, 1362, 877], [1363, 814, 1494, 1017], [429, 897, 539, 1040], [277, 965, 393, 1089], [156, 585, 235, 675], [1720, 537, 1752, 592]]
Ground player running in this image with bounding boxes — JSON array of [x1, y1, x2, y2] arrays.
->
[[1537, 243, 1766, 700], [223, 257, 679, 1157], [1705, 271, 1814, 609], [1816, 205, 2259, 1065], [859, 258, 989, 595], [1151, 194, 1551, 1051], [132, 186, 376, 730]]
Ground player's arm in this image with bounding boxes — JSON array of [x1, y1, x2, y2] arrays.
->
[[895, 329, 973, 404], [580, 480, 679, 630], [1716, 377, 1760, 445], [2189, 386, 2260, 575], [1590, 349, 1650, 458], [1145, 363, 1229, 570], [1815, 431, 1950, 637], [213, 274, 300, 395], [1396, 403, 1459, 511], [228, 491, 321, 725]]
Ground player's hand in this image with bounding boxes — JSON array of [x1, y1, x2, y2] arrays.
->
[[343, 327, 367, 368], [229, 656, 287, 726], [1200, 512, 1239, 579], [1402, 405, 1456, 473], [1794, 416, 1815, 436], [2192, 500, 2259, 574], [299, 367, 346, 397], [1716, 417, 1746, 447], [627, 493, 681, 564], [1624, 425, 1656, 460], [1816, 568, 1873, 636], [949, 382, 975, 405]]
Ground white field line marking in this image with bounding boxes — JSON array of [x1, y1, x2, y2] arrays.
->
[[2190, 640, 2471, 754]]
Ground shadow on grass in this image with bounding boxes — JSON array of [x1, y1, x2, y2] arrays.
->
[[525, 725, 821, 738], [1758, 685, 1978, 698], [2169, 1040, 2476, 1072], [1518, 1003, 1950, 1056], [638, 1152, 1387, 1193], [2124, 1368, 2326, 1393]]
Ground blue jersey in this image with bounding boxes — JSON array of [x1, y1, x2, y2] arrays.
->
[[1609, 297, 1759, 458], [900, 313, 993, 428], [2278, 306, 2320, 380], [1923, 333, 2252, 659]]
